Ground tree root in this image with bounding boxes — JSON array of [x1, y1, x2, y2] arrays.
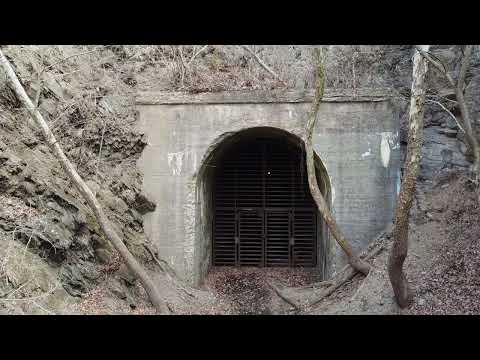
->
[[143, 243, 177, 279], [143, 243, 197, 300], [270, 282, 300, 311], [271, 240, 386, 311], [307, 244, 384, 307]]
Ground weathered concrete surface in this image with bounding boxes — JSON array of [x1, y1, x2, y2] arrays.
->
[[136, 89, 400, 285]]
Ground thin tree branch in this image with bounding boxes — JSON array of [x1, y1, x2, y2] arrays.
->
[[178, 46, 186, 88], [0, 282, 59, 302], [426, 99, 465, 133], [95, 119, 107, 178], [0, 279, 33, 299], [43, 47, 101, 73], [188, 45, 209, 65], [240, 45, 286, 85], [32, 53, 44, 110], [415, 46, 456, 88], [427, 94, 458, 106], [458, 45, 473, 92]]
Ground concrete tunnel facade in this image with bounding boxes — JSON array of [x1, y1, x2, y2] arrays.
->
[[135, 88, 401, 286]]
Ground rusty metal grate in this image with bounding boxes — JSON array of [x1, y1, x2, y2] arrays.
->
[[213, 138, 317, 267]]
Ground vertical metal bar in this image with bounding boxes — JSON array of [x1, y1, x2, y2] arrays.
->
[[262, 142, 266, 267], [291, 146, 295, 209], [235, 211, 239, 266], [262, 210, 266, 267], [212, 208, 215, 266], [313, 212, 318, 267], [262, 142, 266, 209], [289, 211, 293, 267], [212, 163, 216, 266], [234, 166, 239, 267], [290, 150, 294, 267]]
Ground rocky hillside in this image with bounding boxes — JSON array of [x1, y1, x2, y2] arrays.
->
[[0, 45, 479, 314]]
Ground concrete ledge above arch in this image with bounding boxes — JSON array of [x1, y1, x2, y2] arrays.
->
[[136, 89, 400, 286], [136, 88, 393, 105]]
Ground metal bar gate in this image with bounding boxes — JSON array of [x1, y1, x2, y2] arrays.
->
[[213, 138, 317, 267]]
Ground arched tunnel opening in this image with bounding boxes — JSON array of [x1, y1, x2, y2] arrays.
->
[[196, 127, 332, 284]]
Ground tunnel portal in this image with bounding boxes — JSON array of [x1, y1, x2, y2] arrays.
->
[[136, 89, 400, 285]]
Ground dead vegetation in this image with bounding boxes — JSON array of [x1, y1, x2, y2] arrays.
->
[[205, 267, 317, 315], [407, 175, 480, 314]]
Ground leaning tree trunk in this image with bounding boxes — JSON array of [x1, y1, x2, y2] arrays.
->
[[0, 50, 169, 314], [388, 45, 430, 308], [304, 48, 370, 275]]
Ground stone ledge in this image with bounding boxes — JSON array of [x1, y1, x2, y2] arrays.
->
[[136, 88, 393, 105]]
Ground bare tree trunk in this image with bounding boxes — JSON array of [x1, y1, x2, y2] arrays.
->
[[304, 48, 370, 275], [388, 45, 430, 308], [0, 50, 169, 314]]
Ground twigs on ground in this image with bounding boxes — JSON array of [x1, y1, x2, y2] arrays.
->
[[0, 282, 59, 302], [43, 47, 102, 73], [0, 279, 32, 298]]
